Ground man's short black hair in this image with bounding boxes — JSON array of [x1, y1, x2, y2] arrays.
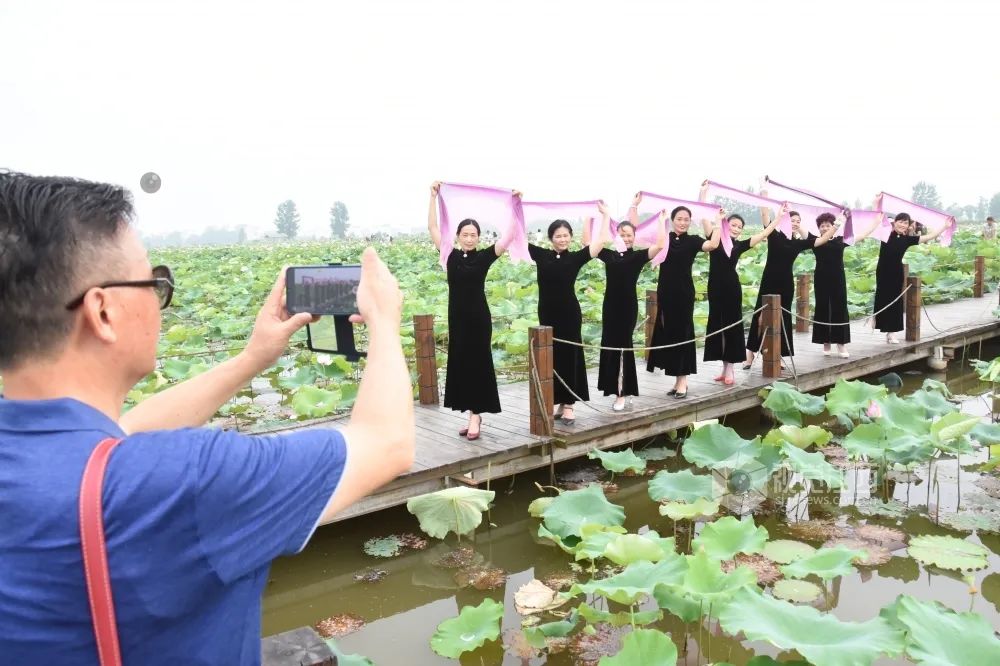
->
[[0, 171, 134, 369]]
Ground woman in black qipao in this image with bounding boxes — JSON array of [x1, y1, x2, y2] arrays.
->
[[810, 212, 852, 357]]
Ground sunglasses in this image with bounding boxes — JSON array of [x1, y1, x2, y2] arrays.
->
[[65, 265, 175, 310]]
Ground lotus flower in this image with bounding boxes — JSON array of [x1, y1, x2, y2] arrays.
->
[[866, 401, 882, 418]]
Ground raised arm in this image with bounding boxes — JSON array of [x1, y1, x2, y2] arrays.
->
[[648, 209, 668, 260], [590, 201, 611, 258], [428, 181, 443, 250], [701, 212, 723, 252], [628, 191, 641, 228], [750, 203, 787, 247], [495, 189, 522, 256], [852, 212, 886, 243], [919, 220, 948, 244], [812, 217, 840, 248]]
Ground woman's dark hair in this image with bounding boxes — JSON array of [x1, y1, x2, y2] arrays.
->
[[789, 211, 801, 220], [816, 212, 836, 225], [727, 214, 745, 226], [894, 213, 912, 223], [617, 221, 636, 233], [456, 218, 480, 236], [547, 219, 572, 240], [670, 206, 692, 221]]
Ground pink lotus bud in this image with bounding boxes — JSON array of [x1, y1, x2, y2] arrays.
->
[[866, 401, 882, 418]]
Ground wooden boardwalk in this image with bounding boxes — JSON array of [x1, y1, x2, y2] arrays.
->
[[305, 294, 1000, 523]]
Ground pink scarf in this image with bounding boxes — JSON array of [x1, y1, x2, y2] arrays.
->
[[636, 190, 724, 264], [876, 192, 957, 246], [852, 209, 891, 242], [703, 181, 792, 238], [436, 182, 529, 268], [760, 180, 853, 244]]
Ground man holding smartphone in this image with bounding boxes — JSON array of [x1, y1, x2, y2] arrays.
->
[[0, 171, 415, 664]]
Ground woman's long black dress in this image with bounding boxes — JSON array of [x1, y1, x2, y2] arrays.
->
[[873, 232, 919, 333], [647, 232, 705, 376], [597, 248, 650, 397], [529, 244, 592, 404], [746, 231, 816, 357], [812, 238, 851, 344], [704, 238, 751, 363], [443, 246, 501, 414]]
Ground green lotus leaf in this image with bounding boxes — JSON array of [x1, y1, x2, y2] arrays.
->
[[825, 379, 888, 421], [763, 424, 832, 449], [682, 424, 764, 470], [573, 523, 629, 561], [762, 539, 817, 564], [876, 394, 929, 436], [780, 442, 844, 488], [528, 496, 554, 518], [290, 385, 341, 418], [970, 421, 1000, 446], [907, 535, 989, 571], [672, 550, 757, 610], [598, 628, 678, 666], [406, 487, 495, 539], [908, 388, 956, 418], [841, 423, 889, 460], [772, 579, 822, 603], [603, 533, 669, 565], [362, 535, 403, 558], [718, 588, 905, 666], [692, 516, 769, 560], [577, 602, 662, 628], [522, 609, 579, 649], [930, 411, 981, 443], [761, 381, 826, 426], [881, 595, 1000, 666], [540, 483, 626, 540], [568, 556, 688, 605], [659, 497, 721, 521], [537, 522, 581, 554], [780, 546, 863, 581], [746, 657, 811, 666], [920, 378, 953, 398], [587, 448, 647, 474], [635, 446, 675, 461], [653, 585, 704, 622], [323, 638, 374, 666], [429, 598, 504, 658], [883, 429, 937, 466], [648, 469, 714, 503]]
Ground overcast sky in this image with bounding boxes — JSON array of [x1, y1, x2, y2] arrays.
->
[[2, 0, 998, 238]]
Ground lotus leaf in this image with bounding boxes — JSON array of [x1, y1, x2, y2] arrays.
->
[[540, 484, 626, 540], [882, 430, 937, 466], [653, 585, 704, 622], [635, 446, 675, 461], [648, 469, 714, 503], [406, 487, 495, 539], [603, 532, 674, 565], [970, 421, 1000, 445], [522, 609, 579, 648], [762, 539, 817, 564], [682, 424, 764, 470], [745, 658, 810, 666], [920, 378, 953, 398], [528, 496, 554, 518], [290, 385, 341, 418], [659, 497, 720, 521], [763, 424, 832, 449], [718, 588, 905, 666], [598, 628, 678, 666], [825, 379, 888, 421], [429, 598, 504, 658], [907, 535, 989, 571], [692, 516, 769, 560], [930, 411, 981, 443], [876, 394, 929, 436], [672, 550, 757, 609], [577, 602, 662, 628], [771, 579, 822, 603], [881, 595, 1000, 666], [780, 546, 864, 581], [588, 448, 647, 474], [908, 388, 956, 418], [568, 556, 688, 605], [841, 423, 890, 460], [362, 535, 403, 558], [780, 443, 844, 488], [513, 579, 565, 615], [323, 639, 374, 666], [761, 381, 825, 426], [573, 523, 629, 561]]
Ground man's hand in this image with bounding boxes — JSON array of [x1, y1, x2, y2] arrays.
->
[[243, 270, 316, 371], [349, 248, 403, 336]]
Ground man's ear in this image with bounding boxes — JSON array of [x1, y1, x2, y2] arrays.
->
[[79, 290, 118, 344]]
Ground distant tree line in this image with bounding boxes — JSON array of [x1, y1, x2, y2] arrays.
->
[[272, 199, 351, 239], [144, 225, 247, 248]]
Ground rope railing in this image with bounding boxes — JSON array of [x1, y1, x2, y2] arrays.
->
[[776, 284, 913, 328]]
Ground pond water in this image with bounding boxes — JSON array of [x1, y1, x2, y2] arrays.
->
[[262, 344, 1000, 665]]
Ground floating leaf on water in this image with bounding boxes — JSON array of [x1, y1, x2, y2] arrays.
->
[[362, 535, 403, 558], [763, 539, 817, 564], [598, 628, 678, 666], [429, 598, 504, 658], [780, 546, 864, 580], [406, 486, 495, 539], [568, 557, 688, 605], [718, 588, 905, 666], [821, 538, 892, 567], [432, 546, 483, 569], [648, 469, 714, 503], [692, 516, 769, 560], [659, 497, 720, 521], [521, 610, 580, 649], [587, 448, 647, 474], [569, 623, 625, 666], [454, 565, 507, 590], [854, 524, 907, 548], [763, 424, 832, 449], [722, 553, 783, 586], [313, 613, 366, 638], [540, 484, 626, 540], [760, 381, 826, 426], [880, 595, 1000, 665], [353, 568, 388, 583], [908, 535, 990, 570], [855, 498, 910, 518], [577, 602, 663, 628], [935, 510, 1000, 533], [513, 579, 565, 615], [772, 579, 823, 603]]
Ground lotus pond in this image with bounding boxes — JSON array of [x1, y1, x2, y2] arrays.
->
[[262, 348, 1000, 665]]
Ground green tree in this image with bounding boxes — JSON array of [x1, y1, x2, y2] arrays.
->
[[329, 201, 350, 238], [989, 192, 1000, 219], [977, 196, 990, 220], [274, 200, 300, 239], [911, 181, 942, 210]]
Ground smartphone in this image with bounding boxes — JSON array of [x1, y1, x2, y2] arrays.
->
[[285, 264, 361, 316]]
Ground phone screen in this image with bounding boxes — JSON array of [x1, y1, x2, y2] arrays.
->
[[286, 265, 361, 316]]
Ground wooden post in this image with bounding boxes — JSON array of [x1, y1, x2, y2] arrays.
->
[[974, 255, 985, 298], [795, 273, 811, 333], [261, 627, 335, 666], [644, 289, 658, 362], [761, 294, 782, 378], [414, 314, 439, 405], [901, 263, 909, 312], [905, 276, 921, 342], [528, 326, 554, 436]]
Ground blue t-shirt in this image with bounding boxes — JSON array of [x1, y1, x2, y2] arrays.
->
[[0, 397, 348, 665]]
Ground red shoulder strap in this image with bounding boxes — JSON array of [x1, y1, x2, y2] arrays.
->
[[79, 437, 124, 666]]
